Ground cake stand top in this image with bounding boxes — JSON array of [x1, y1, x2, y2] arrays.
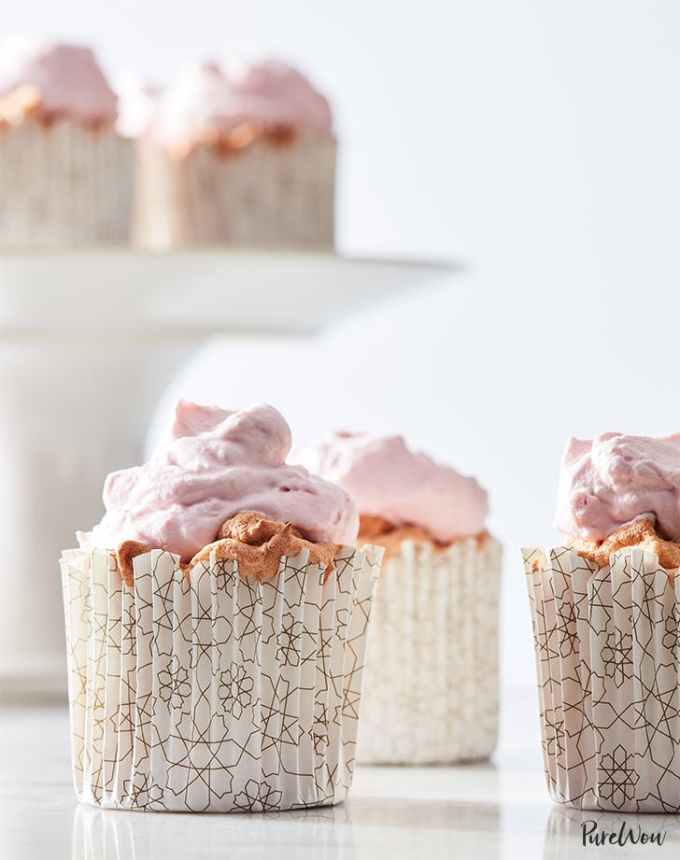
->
[[0, 249, 461, 336]]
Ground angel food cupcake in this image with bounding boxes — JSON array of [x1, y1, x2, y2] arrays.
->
[[524, 433, 680, 812], [60, 402, 382, 812], [133, 59, 335, 249], [0, 39, 133, 246], [294, 433, 502, 765]]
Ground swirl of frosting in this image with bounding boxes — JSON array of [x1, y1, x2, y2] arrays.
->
[[292, 433, 488, 542], [149, 59, 332, 152], [556, 432, 680, 542], [85, 401, 358, 560], [0, 39, 117, 124]]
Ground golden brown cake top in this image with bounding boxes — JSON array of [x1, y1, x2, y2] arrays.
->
[[569, 517, 680, 570], [116, 511, 340, 586], [0, 85, 113, 131], [358, 513, 488, 560]]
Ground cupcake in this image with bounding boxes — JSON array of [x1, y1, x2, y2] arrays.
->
[[524, 432, 680, 812], [60, 401, 382, 812], [132, 59, 335, 249], [0, 39, 133, 246], [294, 432, 502, 765]]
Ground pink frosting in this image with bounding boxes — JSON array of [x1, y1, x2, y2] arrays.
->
[[84, 401, 358, 560], [227, 59, 332, 133], [556, 433, 680, 541], [150, 59, 332, 150], [293, 433, 489, 542], [0, 39, 117, 123]]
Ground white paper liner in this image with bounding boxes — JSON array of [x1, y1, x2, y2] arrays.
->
[[524, 544, 680, 812], [357, 536, 502, 765], [0, 120, 133, 246], [60, 542, 382, 812], [133, 130, 335, 249]]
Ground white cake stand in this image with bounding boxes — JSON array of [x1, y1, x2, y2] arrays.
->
[[0, 249, 459, 698]]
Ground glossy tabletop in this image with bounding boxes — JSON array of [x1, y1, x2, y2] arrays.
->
[[2, 688, 678, 859]]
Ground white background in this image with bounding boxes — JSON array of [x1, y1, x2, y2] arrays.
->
[[4, 1, 680, 690]]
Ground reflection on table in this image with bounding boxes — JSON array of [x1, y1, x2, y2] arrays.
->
[[71, 765, 501, 860], [544, 806, 680, 859]]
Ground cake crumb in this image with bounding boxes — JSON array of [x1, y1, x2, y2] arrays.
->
[[116, 540, 150, 587], [570, 518, 680, 570], [358, 513, 488, 560]]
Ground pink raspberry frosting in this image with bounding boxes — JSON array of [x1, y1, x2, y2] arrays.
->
[[84, 402, 358, 560], [292, 433, 488, 542], [228, 59, 332, 133], [150, 59, 332, 151], [556, 433, 680, 542], [0, 39, 117, 124]]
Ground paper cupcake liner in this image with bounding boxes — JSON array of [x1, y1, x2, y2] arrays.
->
[[0, 120, 133, 246], [60, 542, 382, 812], [133, 130, 335, 249], [524, 544, 680, 812], [357, 536, 502, 765]]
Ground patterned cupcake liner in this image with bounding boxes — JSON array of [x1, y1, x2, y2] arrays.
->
[[133, 131, 335, 249], [60, 542, 382, 812], [524, 545, 680, 812], [0, 120, 133, 246], [357, 536, 502, 765]]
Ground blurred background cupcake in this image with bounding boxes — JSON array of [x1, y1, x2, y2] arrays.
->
[[0, 38, 133, 246], [131, 58, 335, 249], [524, 432, 680, 812], [294, 431, 502, 764]]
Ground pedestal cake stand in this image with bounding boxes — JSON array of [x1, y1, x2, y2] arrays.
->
[[0, 249, 459, 697]]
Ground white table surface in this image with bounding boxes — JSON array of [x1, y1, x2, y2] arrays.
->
[[2, 687, 679, 859]]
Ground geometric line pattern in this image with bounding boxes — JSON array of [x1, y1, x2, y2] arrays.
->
[[358, 536, 502, 764], [60, 542, 382, 812], [523, 544, 680, 812]]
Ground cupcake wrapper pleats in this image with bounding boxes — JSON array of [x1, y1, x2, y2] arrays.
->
[[133, 131, 335, 249], [60, 544, 382, 812], [524, 545, 680, 812], [0, 121, 133, 246], [357, 536, 502, 765]]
